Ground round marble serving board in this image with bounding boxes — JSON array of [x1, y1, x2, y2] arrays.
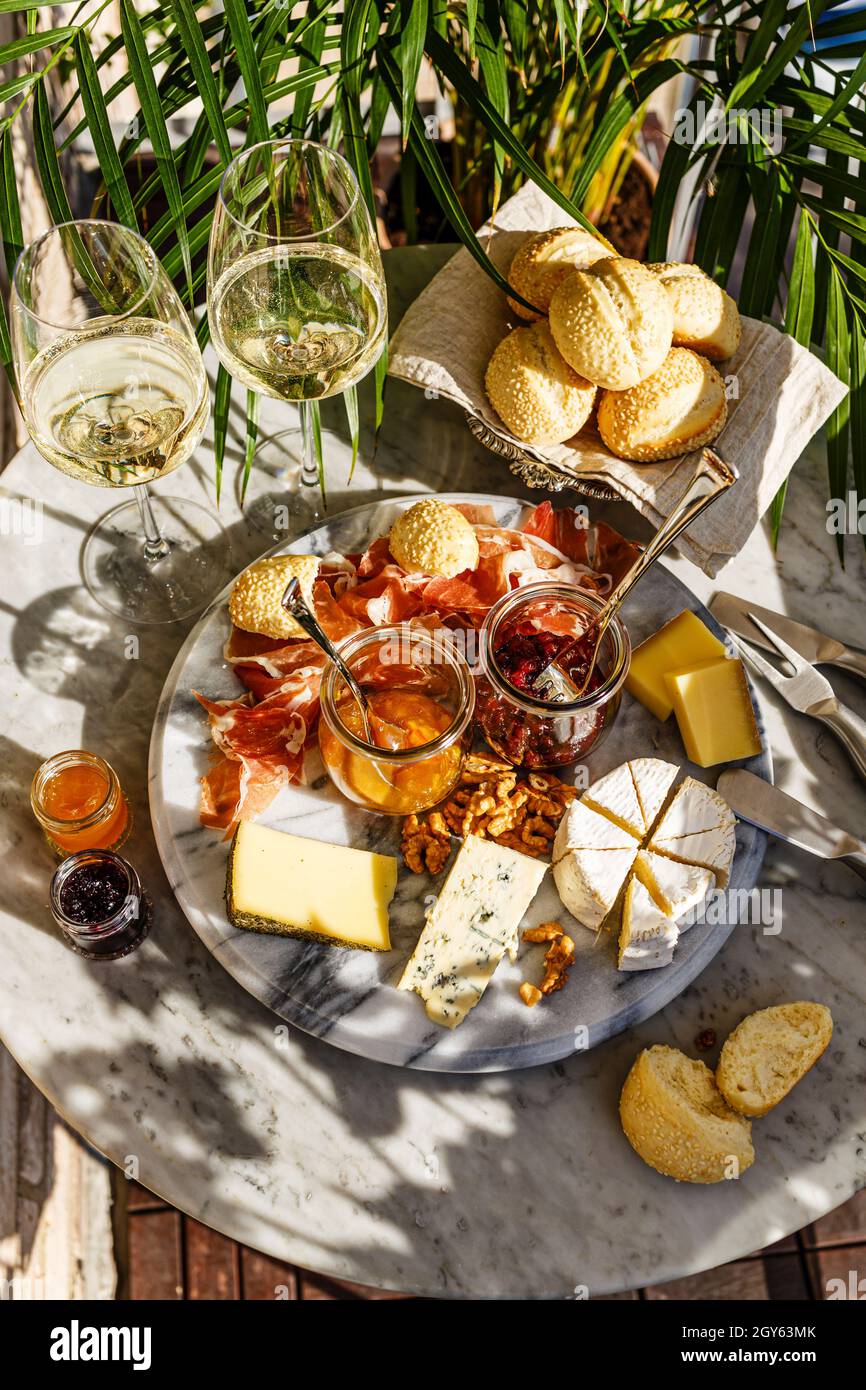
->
[[149, 493, 771, 1072]]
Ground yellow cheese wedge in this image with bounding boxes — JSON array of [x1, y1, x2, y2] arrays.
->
[[626, 610, 727, 721], [664, 657, 761, 768], [227, 822, 397, 950]]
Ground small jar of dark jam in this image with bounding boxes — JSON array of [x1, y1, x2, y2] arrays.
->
[[49, 850, 151, 959], [477, 583, 631, 769]]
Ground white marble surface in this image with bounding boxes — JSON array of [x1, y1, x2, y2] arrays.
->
[[0, 247, 864, 1297]]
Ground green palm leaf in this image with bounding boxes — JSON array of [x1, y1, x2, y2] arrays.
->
[[73, 31, 137, 229], [119, 0, 194, 303], [167, 0, 232, 166]]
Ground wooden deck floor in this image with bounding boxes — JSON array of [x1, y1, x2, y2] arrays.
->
[[122, 1178, 866, 1300]]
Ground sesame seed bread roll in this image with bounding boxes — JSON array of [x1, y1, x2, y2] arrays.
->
[[389, 498, 479, 578], [548, 257, 673, 390], [716, 1002, 833, 1118], [646, 262, 741, 361], [229, 554, 320, 640], [597, 347, 727, 463], [620, 1045, 755, 1184], [484, 320, 597, 446], [507, 226, 612, 321]]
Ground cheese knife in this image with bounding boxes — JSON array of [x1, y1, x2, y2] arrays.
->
[[717, 769, 866, 883], [710, 591, 866, 681]]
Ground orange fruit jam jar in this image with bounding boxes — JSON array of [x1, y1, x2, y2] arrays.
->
[[31, 750, 132, 857], [318, 626, 474, 816]]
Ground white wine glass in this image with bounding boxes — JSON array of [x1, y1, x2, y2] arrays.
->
[[11, 220, 233, 625], [207, 139, 387, 534]]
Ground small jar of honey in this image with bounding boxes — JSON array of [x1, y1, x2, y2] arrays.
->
[[31, 750, 131, 857]]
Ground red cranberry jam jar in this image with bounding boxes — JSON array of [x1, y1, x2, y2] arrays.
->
[[49, 850, 151, 959], [477, 583, 631, 770]]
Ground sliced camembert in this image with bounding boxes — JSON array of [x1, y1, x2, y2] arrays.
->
[[634, 849, 714, 927], [227, 822, 397, 950], [649, 776, 736, 888], [628, 757, 678, 834], [582, 762, 646, 839], [398, 835, 547, 1029], [618, 877, 679, 972], [553, 797, 639, 855], [552, 798, 640, 931]]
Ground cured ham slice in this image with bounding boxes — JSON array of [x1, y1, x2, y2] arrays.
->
[[196, 503, 640, 832], [195, 682, 319, 832]]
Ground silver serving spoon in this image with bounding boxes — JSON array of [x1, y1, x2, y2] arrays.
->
[[281, 576, 375, 742], [533, 448, 739, 703]]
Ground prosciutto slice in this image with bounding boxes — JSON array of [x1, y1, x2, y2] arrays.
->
[[196, 503, 639, 831]]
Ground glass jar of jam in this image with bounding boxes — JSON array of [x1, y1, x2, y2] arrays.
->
[[49, 850, 150, 959], [318, 624, 475, 815], [31, 750, 131, 857], [477, 583, 630, 769]]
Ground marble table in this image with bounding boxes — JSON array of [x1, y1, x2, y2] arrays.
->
[[1, 247, 864, 1298]]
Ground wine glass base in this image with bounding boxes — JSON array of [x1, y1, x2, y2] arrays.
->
[[238, 428, 327, 541], [83, 496, 235, 625]]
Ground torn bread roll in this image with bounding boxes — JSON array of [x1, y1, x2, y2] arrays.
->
[[716, 1002, 833, 1117], [484, 320, 597, 445], [548, 257, 673, 391], [646, 262, 741, 361], [597, 348, 727, 463], [620, 1045, 755, 1184], [507, 226, 612, 321]]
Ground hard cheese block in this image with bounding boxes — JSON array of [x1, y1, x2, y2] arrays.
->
[[398, 835, 547, 1029], [665, 657, 761, 767], [227, 821, 397, 950], [626, 610, 727, 721]]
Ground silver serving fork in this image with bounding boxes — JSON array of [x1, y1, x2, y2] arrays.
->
[[733, 612, 866, 783], [532, 448, 738, 703]]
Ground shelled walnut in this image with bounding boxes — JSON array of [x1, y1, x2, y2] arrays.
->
[[400, 755, 577, 874]]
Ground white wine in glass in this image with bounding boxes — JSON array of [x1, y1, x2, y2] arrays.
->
[[207, 140, 387, 532], [11, 220, 233, 624]]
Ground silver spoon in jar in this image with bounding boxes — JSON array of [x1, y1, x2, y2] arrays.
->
[[281, 576, 376, 743], [532, 449, 738, 703]]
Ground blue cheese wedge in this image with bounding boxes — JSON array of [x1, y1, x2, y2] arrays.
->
[[398, 835, 547, 1029], [618, 877, 679, 971], [227, 822, 396, 950]]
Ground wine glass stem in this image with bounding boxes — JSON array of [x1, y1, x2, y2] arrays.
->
[[134, 484, 171, 564], [298, 399, 323, 503]]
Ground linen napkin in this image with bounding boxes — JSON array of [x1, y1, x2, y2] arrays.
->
[[388, 181, 848, 576]]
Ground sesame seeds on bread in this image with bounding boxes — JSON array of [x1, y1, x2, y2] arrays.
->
[[507, 226, 612, 321], [597, 347, 727, 463], [716, 1002, 833, 1118], [646, 262, 741, 361], [484, 320, 597, 445], [620, 1045, 755, 1183], [388, 498, 480, 578], [548, 256, 673, 391], [229, 554, 321, 640]]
